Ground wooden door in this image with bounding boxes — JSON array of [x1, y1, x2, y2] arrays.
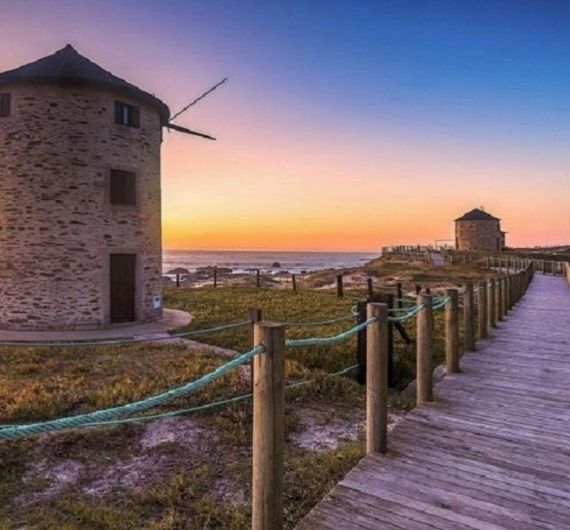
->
[[110, 254, 136, 323]]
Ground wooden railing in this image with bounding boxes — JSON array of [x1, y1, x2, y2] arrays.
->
[[250, 260, 535, 529], [381, 245, 434, 263], [486, 256, 566, 277]]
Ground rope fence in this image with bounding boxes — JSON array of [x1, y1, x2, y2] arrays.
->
[[0, 345, 264, 440], [0, 257, 537, 530], [0, 293, 441, 439], [0, 310, 362, 348]]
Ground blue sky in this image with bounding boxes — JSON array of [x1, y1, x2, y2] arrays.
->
[[1, 1, 569, 248]]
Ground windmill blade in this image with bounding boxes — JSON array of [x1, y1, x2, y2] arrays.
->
[[170, 77, 228, 122], [165, 123, 216, 140]]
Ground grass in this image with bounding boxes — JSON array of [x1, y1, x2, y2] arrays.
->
[[0, 342, 248, 424], [0, 260, 492, 528], [0, 286, 372, 529], [3, 440, 365, 530]]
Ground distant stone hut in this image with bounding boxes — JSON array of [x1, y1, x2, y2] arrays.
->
[[455, 208, 506, 251], [0, 45, 169, 330]]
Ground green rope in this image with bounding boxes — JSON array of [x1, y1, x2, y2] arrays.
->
[[285, 317, 377, 347], [0, 309, 363, 348], [283, 313, 355, 327], [388, 304, 424, 322], [0, 294, 445, 439], [0, 345, 264, 441], [83, 364, 361, 428], [389, 306, 419, 313], [0, 364, 360, 431], [0, 321, 252, 348], [432, 296, 450, 310]]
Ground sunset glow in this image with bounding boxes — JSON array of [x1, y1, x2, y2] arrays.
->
[[2, 1, 569, 250]]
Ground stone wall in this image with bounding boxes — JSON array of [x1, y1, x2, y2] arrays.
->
[[455, 219, 503, 251], [0, 82, 162, 330]]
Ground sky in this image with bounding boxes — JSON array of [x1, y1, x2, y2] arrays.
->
[[1, 0, 569, 251]]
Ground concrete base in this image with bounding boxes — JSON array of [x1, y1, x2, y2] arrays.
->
[[0, 308, 191, 343]]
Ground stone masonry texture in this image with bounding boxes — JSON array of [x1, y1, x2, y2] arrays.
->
[[455, 219, 503, 251], [0, 82, 163, 330]]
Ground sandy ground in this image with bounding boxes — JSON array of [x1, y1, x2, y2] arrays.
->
[[290, 405, 406, 451], [16, 402, 407, 509]]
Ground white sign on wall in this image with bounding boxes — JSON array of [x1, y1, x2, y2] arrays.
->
[[152, 295, 162, 310]]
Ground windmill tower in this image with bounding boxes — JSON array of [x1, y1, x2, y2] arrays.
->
[[0, 45, 220, 330], [455, 208, 506, 251]]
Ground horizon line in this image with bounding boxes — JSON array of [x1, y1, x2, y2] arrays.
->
[[163, 248, 380, 253]]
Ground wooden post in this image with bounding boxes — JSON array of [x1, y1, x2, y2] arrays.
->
[[213, 267, 218, 288], [249, 308, 263, 394], [397, 283, 403, 309], [252, 322, 285, 530], [416, 294, 433, 405], [445, 289, 460, 373], [415, 284, 421, 295], [336, 274, 344, 298], [291, 273, 297, 292], [386, 294, 395, 388], [505, 275, 512, 310], [256, 269, 261, 288], [496, 277, 503, 322], [176, 273, 180, 288], [367, 277, 374, 298], [366, 303, 389, 454], [501, 276, 508, 317], [489, 279, 497, 328], [478, 281, 488, 340], [356, 301, 367, 384], [463, 283, 475, 352]]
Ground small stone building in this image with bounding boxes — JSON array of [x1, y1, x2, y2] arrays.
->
[[0, 45, 169, 330], [455, 208, 506, 251]]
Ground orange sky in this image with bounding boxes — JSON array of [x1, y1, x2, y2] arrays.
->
[[161, 112, 569, 250], [2, 2, 570, 251]]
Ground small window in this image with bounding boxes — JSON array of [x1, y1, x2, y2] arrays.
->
[[0, 93, 11, 117], [110, 170, 136, 205], [114, 101, 139, 127]]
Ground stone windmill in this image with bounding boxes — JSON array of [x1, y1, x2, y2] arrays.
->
[[0, 44, 224, 330]]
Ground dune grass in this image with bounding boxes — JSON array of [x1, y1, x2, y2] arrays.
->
[[0, 342, 249, 424], [1, 268, 480, 529], [0, 287, 373, 529]]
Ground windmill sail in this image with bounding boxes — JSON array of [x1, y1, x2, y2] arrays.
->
[[170, 77, 228, 122], [165, 123, 216, 140]]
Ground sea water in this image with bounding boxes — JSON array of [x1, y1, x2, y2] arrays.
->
[[163, 250, 377, 275]]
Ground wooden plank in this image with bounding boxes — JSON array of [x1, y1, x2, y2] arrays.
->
[[296, 274, 570, 529], [343, 467, 541, 529], [367, 453, 570, 514]]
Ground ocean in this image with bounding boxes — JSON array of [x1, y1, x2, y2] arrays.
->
[[163, 250, 377, 275]]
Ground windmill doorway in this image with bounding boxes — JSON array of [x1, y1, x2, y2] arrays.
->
[[110, 253, 136, 323]]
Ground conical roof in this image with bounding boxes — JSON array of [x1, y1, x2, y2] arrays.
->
[[0, 44, 170, 122], [455, 208, 500, 222]]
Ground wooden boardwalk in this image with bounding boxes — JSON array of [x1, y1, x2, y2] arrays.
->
[[298, 274, 570, 530]]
